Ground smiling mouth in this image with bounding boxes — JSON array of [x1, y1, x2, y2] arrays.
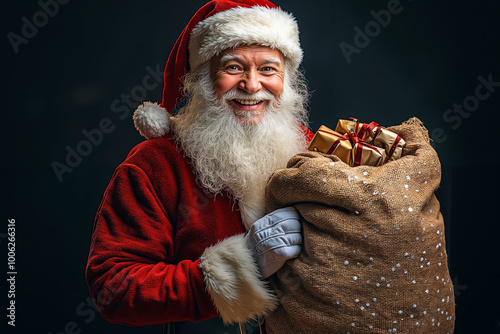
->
[[232, 99, 264, 106]]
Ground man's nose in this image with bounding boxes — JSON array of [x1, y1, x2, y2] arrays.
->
[[239, 69, 261, 94]]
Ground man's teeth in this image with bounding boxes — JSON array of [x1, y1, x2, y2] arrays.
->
[[234, 99, 261, 106]]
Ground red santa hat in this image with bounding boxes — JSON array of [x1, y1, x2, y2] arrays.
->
[[133, 0, 303, 139]]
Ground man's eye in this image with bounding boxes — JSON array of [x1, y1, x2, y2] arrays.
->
[[226, 65, 240, 71], [261, 66, 276, 72]]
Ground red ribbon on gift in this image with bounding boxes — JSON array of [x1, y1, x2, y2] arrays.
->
[[349, 118, 381, 141], [350, 118, 404, 165], [319, 120, 383, 166], [384, 134, 403, 163], [345, 119, 383, 166], [348, 131, 383, 167], [317, 129, 350, 155]]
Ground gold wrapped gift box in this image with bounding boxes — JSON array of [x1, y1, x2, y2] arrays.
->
[[308, 126, 354, 165], [308, 118, 406, 167]]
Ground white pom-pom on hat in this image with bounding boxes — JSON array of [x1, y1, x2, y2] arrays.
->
[[133, 102, 170, 139]]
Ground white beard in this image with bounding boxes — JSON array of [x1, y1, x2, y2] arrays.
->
[[171, 62, 309, 229]]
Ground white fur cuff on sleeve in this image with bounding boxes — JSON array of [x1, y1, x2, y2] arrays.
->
[[199, 233, 278, 324]]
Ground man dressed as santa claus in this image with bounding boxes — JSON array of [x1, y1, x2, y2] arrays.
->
[[85, 0, 312, 332]]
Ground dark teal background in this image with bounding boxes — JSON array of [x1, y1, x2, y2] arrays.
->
[[3, 0, 499, 333]]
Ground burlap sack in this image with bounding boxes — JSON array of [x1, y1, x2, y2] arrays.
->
[[264, 118, 455, 334]]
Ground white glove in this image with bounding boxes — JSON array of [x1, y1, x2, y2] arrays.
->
[[246, 207, 303, 278]]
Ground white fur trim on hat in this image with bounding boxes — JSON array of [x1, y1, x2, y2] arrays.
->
[[133, 102, 170, 139], [199, 233, 278, 324], [189, 6, 302, 71]]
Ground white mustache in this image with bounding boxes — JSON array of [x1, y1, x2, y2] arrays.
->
[[222, 90, 275, 103]]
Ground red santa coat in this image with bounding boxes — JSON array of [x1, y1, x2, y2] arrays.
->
[[85, 132, 278, 326]]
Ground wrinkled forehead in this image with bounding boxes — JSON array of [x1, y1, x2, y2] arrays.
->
[[215, 45, 285, 66]]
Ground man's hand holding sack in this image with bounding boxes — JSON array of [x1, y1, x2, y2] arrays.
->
[[246, 207, 303, 279]]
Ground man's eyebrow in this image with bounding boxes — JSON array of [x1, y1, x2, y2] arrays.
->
[[262, 57, 282, 65], [220, 54, 244, 63], [219, 54, 282, 66]]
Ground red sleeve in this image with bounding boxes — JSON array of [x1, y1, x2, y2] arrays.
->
[[85, 163, 218, 326]]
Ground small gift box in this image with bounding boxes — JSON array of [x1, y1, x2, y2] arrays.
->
[[351, 141, 386, 167], [336, 119, 378, 142], [307, 125, 353, 165], [308, 118, 406, 167], [372, 127, 405, 163]]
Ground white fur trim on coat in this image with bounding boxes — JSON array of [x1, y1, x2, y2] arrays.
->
[[133, 102, 170, 139], [189, 6, 302, 71], [199, 233, 278, 324]]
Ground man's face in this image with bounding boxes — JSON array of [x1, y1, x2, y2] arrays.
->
[[210, 44, 285, 125]]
